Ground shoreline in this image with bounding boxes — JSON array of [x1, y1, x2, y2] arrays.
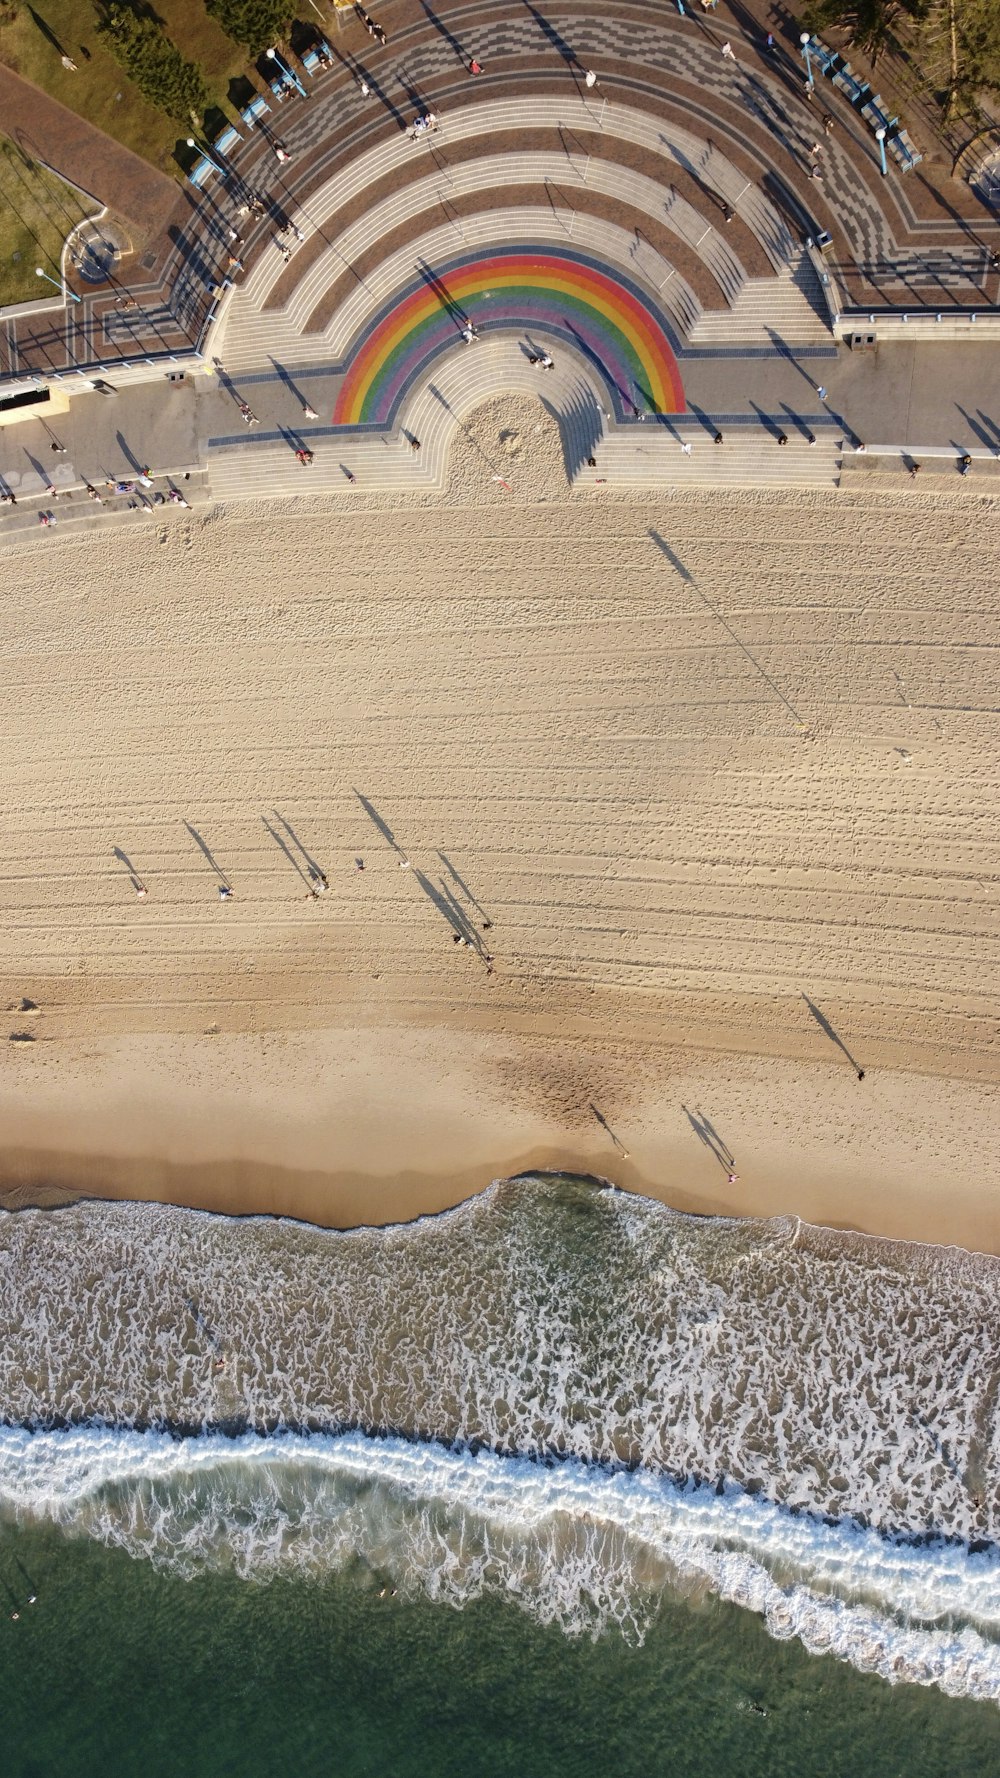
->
[[1, 1026, 997, 1256]]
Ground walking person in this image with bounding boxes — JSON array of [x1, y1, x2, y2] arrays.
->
[[680, 441, 692, 455], [584, 69, 598, 87], [408, 437, 421, 453], [721, 41, 736, 62], [303, 404, 319, 419]]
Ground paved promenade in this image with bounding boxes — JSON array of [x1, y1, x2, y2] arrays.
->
[[1, 0, 998, 523]]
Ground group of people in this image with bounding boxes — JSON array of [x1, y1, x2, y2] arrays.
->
[[357, 7, 388, 47]]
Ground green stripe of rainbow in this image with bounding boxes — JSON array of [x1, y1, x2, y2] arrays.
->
[[333, 249, 684, 425]]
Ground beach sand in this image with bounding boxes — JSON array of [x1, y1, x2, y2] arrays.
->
[[1, 398, 997, 1250]]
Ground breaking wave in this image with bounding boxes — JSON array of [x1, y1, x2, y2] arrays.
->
[[0, 1175, 997, 1700]]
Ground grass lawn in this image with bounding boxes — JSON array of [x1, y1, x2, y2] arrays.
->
[[0, 1, 263, 177], [0, 133, 98, 305]]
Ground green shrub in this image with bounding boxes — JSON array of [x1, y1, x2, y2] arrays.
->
[[206, 0, 294, 58], [97, 3, 209, 124]]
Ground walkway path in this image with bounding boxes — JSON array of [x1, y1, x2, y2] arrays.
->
[[2, 0, 998, 387]]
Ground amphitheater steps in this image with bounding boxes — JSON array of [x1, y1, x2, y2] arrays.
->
[[687, 253, 831, 345]]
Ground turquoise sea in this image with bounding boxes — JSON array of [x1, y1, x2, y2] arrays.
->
[[0, 1175, 996, 1774]]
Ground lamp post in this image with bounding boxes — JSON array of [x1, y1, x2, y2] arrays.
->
[[267, 45, 307, 98], [875, 126, 888, 178], [187, 135, 226, 173], [35, 265, 81, 304], [800, 31, 814, 88]]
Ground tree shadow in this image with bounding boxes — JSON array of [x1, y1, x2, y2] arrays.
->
[[802, 994, 864, 1078]]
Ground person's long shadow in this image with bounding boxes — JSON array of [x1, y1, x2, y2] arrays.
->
[[422, 0, 467, 65], [112, 846, 145, 893], [778, 399, 813, 440], [765, 326, 825, 391], [955, 404, 995, 450], [438, 852, 491, 924], [590, 1103, 628, 1157], [355, 789, 405, 854], [184, 821, 231, 887], [22, 449, 50, 490], [523, 0, 579, 68], [27, 6, 67, 58], [802, 994, 865, 1078], [115, 431, 142, 473], [414, 866, 478, 946], [269, 356, 308, 405], [261, 815, 310, 887], [649, 530, 808, 728], [418, 259, 468, 328], [435, 876, 484, 950], [749, 399, 784, 441], [682, 1104, 734, 1171], [273, 810, 325, 880]]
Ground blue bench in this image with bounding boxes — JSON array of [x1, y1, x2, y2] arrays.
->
[[213, 124, 241, 156], [240, 94, 270, 125], [890, 130, 922, 171], [811, 43, 842, 77], [187, 156, 216, 188]]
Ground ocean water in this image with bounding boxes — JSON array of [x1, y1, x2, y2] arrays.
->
[[0, 1173, 997, 1774]]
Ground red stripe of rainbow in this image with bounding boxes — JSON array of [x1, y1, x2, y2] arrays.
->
[[333, 249, 684, 425]]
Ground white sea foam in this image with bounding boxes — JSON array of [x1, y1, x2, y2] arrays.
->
[[0, 1424, 998, 1700], [0, 1176, 997, 1699]]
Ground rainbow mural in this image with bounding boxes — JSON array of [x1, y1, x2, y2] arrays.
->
[[333, 247, 685, 425]]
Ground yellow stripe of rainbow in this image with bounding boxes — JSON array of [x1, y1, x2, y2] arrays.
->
[[333, 249, 685, 425]]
